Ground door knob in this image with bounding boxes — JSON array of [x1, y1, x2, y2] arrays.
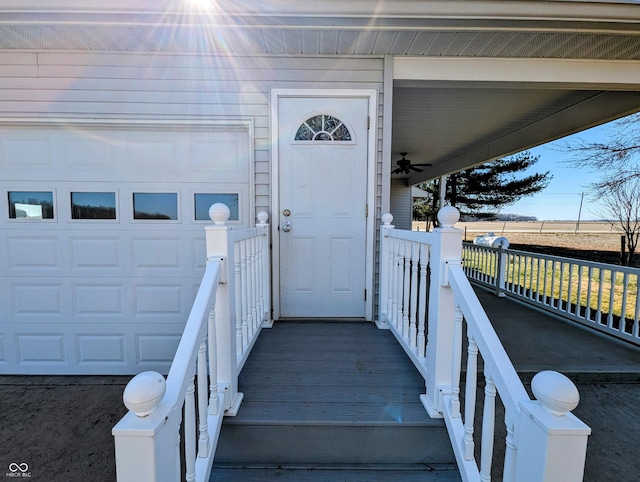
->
[[283, 219, 292, 232]]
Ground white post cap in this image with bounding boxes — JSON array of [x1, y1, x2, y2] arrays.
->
[[532, 370, 580, 416], [123, 371, 167, 417], [209, 203, 230, 225]]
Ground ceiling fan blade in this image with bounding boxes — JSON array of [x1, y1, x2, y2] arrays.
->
[[391, 167, 401, 174], [409, 165, 424, 173], [413, 163, 433, 167]]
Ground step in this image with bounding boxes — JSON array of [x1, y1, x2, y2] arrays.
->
[[212, 322, 456, 470], [214, 419, 453, 465], [211, 463, 462, 481]]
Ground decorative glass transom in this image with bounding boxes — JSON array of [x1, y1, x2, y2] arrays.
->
[[294, 114, 352, 141]]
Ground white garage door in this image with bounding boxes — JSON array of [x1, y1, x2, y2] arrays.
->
[[0, 121, 253, 375]]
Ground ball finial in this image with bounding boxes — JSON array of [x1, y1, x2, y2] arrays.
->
[[209, 203, 230, 225], [437, 206, 460, 228], [532, 371, 580, 416], [123, 371, 166, 417], [257, 211, 269, 224], [381, 213, 393, 225]]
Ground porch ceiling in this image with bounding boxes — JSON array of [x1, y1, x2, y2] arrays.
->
[[1, 1, 640, 182], [392, 84, 640, 184]]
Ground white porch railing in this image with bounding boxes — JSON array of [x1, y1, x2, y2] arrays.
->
[[463, 242, 640, 347], [112, 204, 271, 482], [378, 207, 591, 482]]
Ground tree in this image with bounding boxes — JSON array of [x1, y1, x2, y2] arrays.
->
[[563, 113, 640, 262], [413, 151, 551, 224], [592, 178, 640, 266], [562, 112, 640, 193]]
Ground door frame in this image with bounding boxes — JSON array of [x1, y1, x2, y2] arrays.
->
[[270, 89, 378, 321]]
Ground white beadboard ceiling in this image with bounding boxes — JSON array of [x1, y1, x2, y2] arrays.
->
[[1, 1, 640, 182]]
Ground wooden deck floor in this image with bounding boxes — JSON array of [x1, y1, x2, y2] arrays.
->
[[236, 321, 433, 424], [212, 321, 458, 480]]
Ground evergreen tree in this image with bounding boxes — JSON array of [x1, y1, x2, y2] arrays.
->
[[413, 151, 551, 224]]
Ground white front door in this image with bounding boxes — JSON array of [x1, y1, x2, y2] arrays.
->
[[278, 97, 369, 318]]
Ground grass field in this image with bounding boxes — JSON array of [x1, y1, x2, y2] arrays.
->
[[413, 220, 625, 254]]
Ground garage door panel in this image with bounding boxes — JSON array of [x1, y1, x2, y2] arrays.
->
[[0, 121, 252, 374], [0, 322, 187, 374], [1, 126, 251, 183]]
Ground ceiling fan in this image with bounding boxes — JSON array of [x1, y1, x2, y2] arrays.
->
[[392, 152, 432, 175]]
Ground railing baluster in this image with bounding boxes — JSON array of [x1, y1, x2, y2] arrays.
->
[[402, 240, 411, 339], [462, 334, 478, 460], [559, 262, 566, 312], [586, 266, 593, 321], [566, 263, 574, 314], [197, 338, 209, 458], [418, 243, 428, 357], [208, 301, 219, 415], [608, 270, 616, 328], [621, 271, 629, 333], [248, 236, 256, 338], [550, 260, 557, 309], [576, 265, 584, 318], [535, 257, 542, 302], [241, 240, 250, 348], [409, 242, 419, 346], [185, 375, 196, 482], [522, 254, 529, 299], [502, 410, 517, 482], [450, 303, 463, 418], [234, 241, 244, 357], [596, 268, 604, 324], [480, 372, 496, 482], [542, 258, 549, 306]]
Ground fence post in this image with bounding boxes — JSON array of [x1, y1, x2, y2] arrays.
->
[[496, 244, 507, 298], [376, 213, 395, 328], [421, 206, 463, 418], [205, 203, 243, 415], [515, 371, 591, 481]]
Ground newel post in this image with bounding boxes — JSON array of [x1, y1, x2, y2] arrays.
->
[[112, 372, 181, 482], [256, 211, 273, 328], [514, 371, 591, 481], [421, 206, 463, 418], [205, 203, 243, 415], [376, 213, 395, 328]]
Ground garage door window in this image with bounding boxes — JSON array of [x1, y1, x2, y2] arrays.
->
[[133, 193, 178, 221], [8, 191, 55, 219], [194, 193, 239, 221], [71, 192, 117, 220]]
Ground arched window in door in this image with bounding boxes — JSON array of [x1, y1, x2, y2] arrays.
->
[[294, 114, 352, 141]]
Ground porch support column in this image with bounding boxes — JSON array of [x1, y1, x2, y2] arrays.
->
[[421, 206, 462, 418], [205, 203, 243, 415]]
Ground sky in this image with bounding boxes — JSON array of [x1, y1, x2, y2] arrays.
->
[[498, 119, 616, 221]]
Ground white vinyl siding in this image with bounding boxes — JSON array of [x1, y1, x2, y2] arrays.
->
[[390, 179, 413, 230]]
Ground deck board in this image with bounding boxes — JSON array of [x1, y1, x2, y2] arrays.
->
[[232, 321, 431, 425]]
